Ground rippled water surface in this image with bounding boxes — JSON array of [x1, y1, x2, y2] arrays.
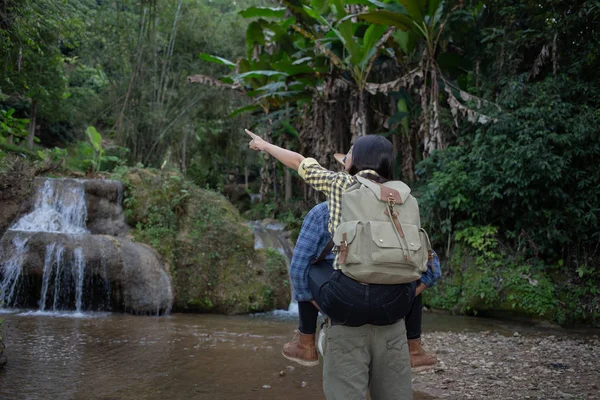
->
[[0, 310, 593, 400]]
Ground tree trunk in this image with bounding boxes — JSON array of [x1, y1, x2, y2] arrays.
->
[[297, 81, 353, 206], [180, 129, 188, 175], [259, 117, 273, 200], [400, 131, 415, 182], [27, 99, 38, 150], [351, 90, 370, 141]]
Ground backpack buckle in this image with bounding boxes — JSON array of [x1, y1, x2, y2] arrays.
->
[[387, 196, 395, 208], [338, 233, 348, 264]]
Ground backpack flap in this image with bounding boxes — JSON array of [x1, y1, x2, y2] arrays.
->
[[355, 176, 411, 204]]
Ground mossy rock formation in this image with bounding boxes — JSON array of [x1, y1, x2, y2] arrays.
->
[[0, 155, 37, 238], [116, 167, 290, 314]]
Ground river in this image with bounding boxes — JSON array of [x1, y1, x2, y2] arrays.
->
[[1, 310, 598, 400]]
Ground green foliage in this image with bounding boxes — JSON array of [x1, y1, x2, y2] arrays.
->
[[85, 126, 103, 173], [0, 109, 30, 144], [37, 147, 68, 169], [418, 77, 600, 260], [454, 226, 498, 259]]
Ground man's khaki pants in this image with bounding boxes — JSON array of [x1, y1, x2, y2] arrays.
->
[[322, 320, 412, 400]]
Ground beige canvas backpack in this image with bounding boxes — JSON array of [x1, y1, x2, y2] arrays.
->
[[333, 176, 433, 284]]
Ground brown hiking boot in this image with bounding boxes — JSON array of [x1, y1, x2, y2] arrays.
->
[[409, 338, 437, 372], [282, 330, 319, 367]]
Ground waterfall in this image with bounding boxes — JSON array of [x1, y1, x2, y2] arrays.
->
[[10, 179, 88, 234], [74, 247, 85, 313], [52, 246, 65, 311], [0, 236, 28, 307], [0, 177, 173, 315], [0, 179, 90, 312], [248, 220, 298, 315], [39, 243, 57, 311]]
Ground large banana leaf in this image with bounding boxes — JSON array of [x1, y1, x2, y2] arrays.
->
[[361, 23, 388, 66], [239, 7, 287, 19], [398, 0, 425, 23], [358, 10, 414, 31], [427, 0, 442, 18], [228, 104, 262, 118], [233, 70, 289, 81], [198, 54, 236, 69], [366, 0, 407, 13], [246, 21, 266, 56]]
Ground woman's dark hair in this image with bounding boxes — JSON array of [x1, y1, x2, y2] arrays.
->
[[348, 135, 394, 182]]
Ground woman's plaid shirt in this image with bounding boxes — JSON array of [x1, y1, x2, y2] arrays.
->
[[298, 158, 379, 268]]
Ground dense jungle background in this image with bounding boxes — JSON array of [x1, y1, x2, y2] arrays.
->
[[1, 0, 599, 327]]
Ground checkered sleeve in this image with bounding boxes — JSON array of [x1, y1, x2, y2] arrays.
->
[[298, 158, 354, 237], [420, 250, 442, 288], [289, 203, 331, 302], [298, 158, 337, 197]]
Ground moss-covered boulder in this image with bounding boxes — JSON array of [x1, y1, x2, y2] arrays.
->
[[423, 244, 561, 322], [113, 167, 290, 314]]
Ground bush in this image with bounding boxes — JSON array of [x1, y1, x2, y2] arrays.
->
[[417, 76, 600, 326]]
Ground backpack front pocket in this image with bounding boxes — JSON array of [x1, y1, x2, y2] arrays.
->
[[333, 220, 362, 265], [369, 221, 422, 264]]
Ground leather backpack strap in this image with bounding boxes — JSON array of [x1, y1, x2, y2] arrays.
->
[[313, 239, 334, 264]]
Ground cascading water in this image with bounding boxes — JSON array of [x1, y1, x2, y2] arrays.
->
[[248, 220, 298, 315], [0, 235, 29, 307], [39, 243, 56, 311], [0, 179, 97, 313], [0, 177, 173, 315], [74, 247, 85, 313], [11, 179, 88, 234]]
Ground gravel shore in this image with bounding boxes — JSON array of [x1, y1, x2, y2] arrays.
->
[[413, 331, 600, 400]]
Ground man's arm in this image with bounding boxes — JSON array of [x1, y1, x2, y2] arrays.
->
[[289, 208, 326, 302], [416, 250, 442, 296]]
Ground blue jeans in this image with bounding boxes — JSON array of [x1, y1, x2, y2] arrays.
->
[[309, 261, 416, 327]]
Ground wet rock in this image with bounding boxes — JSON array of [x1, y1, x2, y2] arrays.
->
[[83, 179, 128, 236], [0, 230, 173, 314]]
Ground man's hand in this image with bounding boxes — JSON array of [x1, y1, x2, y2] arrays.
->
[[415, 282, 427, 297], [245, 129, 269, 151], [311, 300, 321, 312]]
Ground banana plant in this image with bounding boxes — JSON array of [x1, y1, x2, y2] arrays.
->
[[358, 0, 491, 159], [280, 0, 397, 137], [354, 0, 448, 156], [196, 7, 326, 199]]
